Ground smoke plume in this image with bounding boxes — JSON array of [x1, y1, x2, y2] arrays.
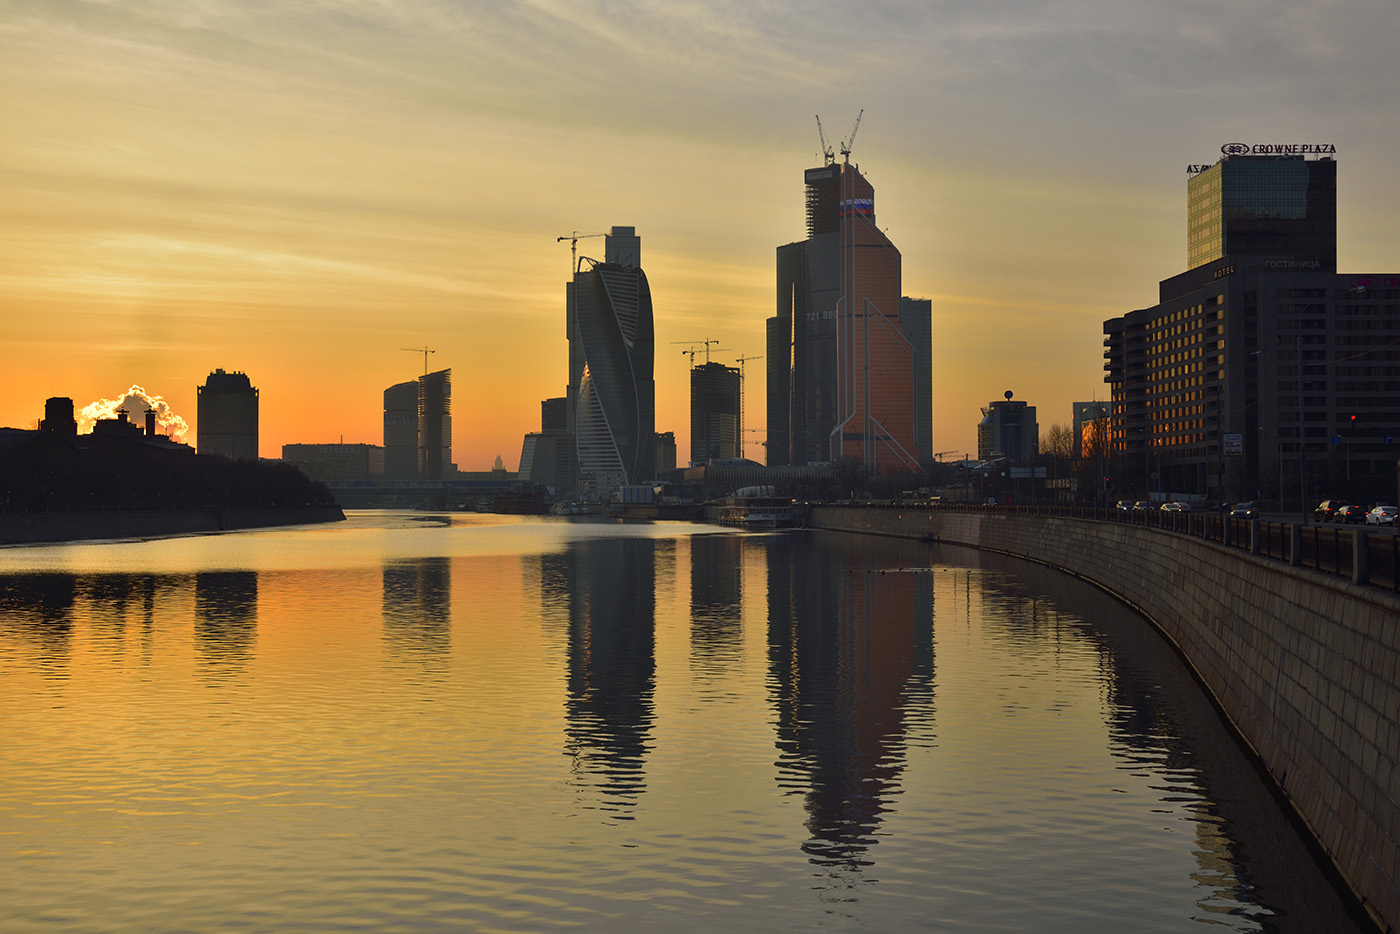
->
[[80, 385, 189, 442]]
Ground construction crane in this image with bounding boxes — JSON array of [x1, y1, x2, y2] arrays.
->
[[556, 231, 605, 275], [932, 450, 959, 462], [734, 354, 763, 458], [839, 109, 863, 163], [672, 339, 729, 366], [402, 346, 435, 375], [814, 114, 835, 165]]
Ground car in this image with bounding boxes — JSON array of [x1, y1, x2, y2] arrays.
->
[[1336, 504, 1366, 524], [1160, 502, 1185, 512], [1115, 500, 1135, 511], [1229, 501, 1259, 519], [1365, 506, 1397, 526], [1132, 501, 1153, 511], [1314, 499, 1348, 522]]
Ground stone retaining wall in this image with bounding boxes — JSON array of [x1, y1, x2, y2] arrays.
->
[[810, 506, 1399, 934]]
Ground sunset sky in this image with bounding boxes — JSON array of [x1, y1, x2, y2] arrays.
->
[[4, 0, 1399, 468]]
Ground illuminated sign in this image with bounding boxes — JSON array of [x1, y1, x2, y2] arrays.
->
[[1224, 433, 1244, 456], [1221, 142, 1336, 156]]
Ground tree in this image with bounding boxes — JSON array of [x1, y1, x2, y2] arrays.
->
[[1045, 423, 1075, 462]]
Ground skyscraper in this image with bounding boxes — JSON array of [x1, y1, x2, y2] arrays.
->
[[1105, 147, 1400, 504], [767, 156, 920, 472], [689, 361, 741, 465], [197, 369, 258, 459], [568, 226, 655, 496], [418, 368, 452, 480], [1186, 155, 1336, 271], [383, 380, 419, 481], [899, 297, 933, 464]]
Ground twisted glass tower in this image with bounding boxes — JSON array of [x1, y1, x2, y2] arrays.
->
[[568, 227, 655, 494]]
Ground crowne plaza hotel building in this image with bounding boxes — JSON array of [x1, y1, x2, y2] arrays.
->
[[1105, 152, 1400, 507]]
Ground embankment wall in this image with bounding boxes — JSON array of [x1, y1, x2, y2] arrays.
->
[[0, 505, 345, 546], [809, 506, 1399, 934]]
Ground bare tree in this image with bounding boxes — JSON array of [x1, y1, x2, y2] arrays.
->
[[1045, 423, 1074, 462]]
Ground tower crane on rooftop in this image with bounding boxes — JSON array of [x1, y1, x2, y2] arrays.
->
[[556, 231, 606, 275], [734, 354, 763, 459], [402, 346, 435, 375], [839, 109, 863, 163], [672, 339, 729, 366], [814, 115, 835, 166]]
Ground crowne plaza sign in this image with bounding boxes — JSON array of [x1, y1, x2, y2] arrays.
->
[[1189, 142, 1336, 174], [1221, 142, 1335, 156]]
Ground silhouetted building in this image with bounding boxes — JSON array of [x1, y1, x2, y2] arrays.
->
[[900, 297, 933, 463], [690, 361, 740, 465], [541, 397, 568, 433], [383, 380, 419, 481], [654, 430, 677, 475], [568, 226, 655, 497], [197, 369, 258, 459], [768, 155, 920, 472], [418, 368, 452, 480], [282, 443, 384, 482], [40, 397, 76, 438], [978, 393, 1037, 462], [1105, 148, 1400, 503]]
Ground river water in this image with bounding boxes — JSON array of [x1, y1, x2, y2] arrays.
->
[[0, 511, 1368, 933]]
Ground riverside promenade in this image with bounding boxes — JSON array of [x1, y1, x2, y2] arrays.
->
[[808, 504, 1399, 934]]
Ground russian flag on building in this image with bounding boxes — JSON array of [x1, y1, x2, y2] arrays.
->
[[840, 198, 874, 216]]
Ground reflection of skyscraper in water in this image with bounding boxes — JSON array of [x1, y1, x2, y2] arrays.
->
[[689, 534, 744, 679], [559, 537, 657, 819], [382, 558, 452, 667], [766, 534, 934, 869], [193, 571, 258, 681]]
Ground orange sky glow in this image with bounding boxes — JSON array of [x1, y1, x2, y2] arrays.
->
[[4, 2, 1398, 468]]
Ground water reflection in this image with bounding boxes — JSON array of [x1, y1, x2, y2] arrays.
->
[[766, 534, 935, 872], [688, 533, 743, 679], [929, 543, 1367, 933], [382, 557, 452, 670], [558, 537, 657, 819], [192, 571, 258, 681], [0, 573, 77, 675]]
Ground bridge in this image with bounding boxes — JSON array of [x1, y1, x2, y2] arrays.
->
[[808, 503, 1399, 934]]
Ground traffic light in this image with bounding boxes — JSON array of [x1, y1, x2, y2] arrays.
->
[[1104, 476, 1113, 492]]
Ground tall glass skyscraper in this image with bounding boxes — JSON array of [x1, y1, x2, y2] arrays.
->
[[568, 227, 655, 495], [768, 159, 920, 472], [1186, 156, 1336, 271]]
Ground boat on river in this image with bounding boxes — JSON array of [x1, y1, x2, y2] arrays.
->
[[716, 487, 796, 530]]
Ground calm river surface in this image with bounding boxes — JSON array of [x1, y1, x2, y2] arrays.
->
[[0, 511, 1368, 933]]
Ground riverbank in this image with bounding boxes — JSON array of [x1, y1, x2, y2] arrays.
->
[[0, 504, 345, 546]]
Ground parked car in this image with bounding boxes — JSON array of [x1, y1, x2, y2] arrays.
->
[[1314, 499, 1348, 522], [1229, 501, 1259, 519], [1365, 505, 1397, 526], [1336, 504, 1366, 524]]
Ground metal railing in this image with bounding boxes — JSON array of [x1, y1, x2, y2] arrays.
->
[[835, 500, 1400, 594]]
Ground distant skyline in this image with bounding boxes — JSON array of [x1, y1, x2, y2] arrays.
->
[[4, 1, 1399, 467]]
